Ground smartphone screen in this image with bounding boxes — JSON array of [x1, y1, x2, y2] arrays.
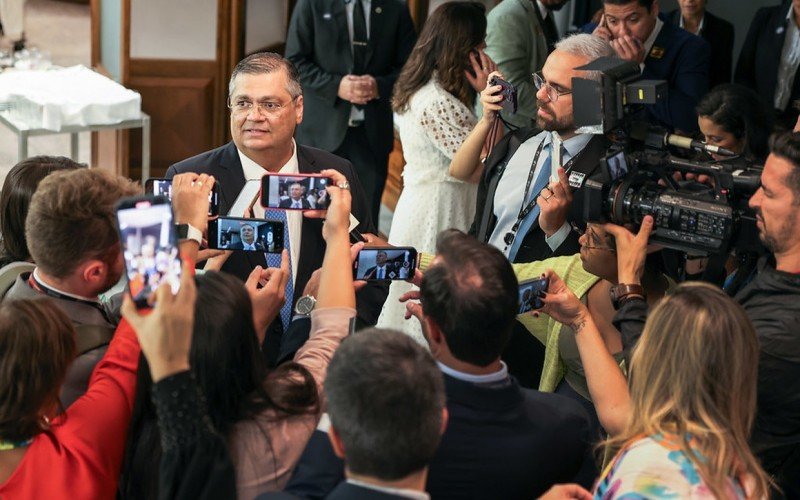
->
[[604, 150, 629, 182], [116, 196, 182, 308], [144, 178, 220, 216], [207, 216, 284, 253], [229, 180, 262, 217], [518, 277, 549, 314], [353, 247, 417, 281], [261, 174, 332, 210]]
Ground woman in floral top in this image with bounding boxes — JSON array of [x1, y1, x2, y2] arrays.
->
[[539, 279, 771, 499]]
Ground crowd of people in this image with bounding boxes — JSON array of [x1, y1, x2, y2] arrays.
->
[[1, 0, 800, 499]]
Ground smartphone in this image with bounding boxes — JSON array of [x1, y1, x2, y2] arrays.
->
[[144, 178, 220, 217], [518, 277, 549, 314], [261, 173, 333, 210], [116, 195, 182, 308], [353, 247, 417, 281], [488, 76, 518, 115], [229, 179, 261, 217], [207, 216, 284, 253]]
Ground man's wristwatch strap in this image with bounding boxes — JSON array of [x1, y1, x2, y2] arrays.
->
[[176, 223, 203, 245], [610, 283, 645, 310]]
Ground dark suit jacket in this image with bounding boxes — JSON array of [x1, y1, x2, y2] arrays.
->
[[667, 9, 734, 89], [167, 142, 388, 363], [285, 0, 416, 156], [469, 128, 610, 264], [284, 373, 591, 500], [363, 265, 397, 280], [583, 16, 710, 132], [279, 197, 312, 209], [735, 1, 800, 127], [227, 240, 266, 251]]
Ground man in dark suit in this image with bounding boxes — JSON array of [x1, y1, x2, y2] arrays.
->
[[278, 182, 313, 209], [226, 224, 266, 250], [587, 0, 710, 133], [362, 250, 397, 279], [736, 0, 800, 130], [282, 230, 591, 499], [666, 1, 734, 89], [285, 0, 416, 224], [167, 53, 387, 365]]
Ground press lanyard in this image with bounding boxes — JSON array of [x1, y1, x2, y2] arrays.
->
[[28, 273, 113, 324], [502, 138, 583, 251]]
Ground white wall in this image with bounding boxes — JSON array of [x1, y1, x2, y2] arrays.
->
[[130, 0, 217, 60], [245, 0, 287, 53]]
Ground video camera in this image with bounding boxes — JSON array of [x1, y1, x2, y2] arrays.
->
[[571, 58, 763, 256]]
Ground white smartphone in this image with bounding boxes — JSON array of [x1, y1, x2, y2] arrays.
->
[[228, 180, 262, 217], [551, 131, 562, 183]]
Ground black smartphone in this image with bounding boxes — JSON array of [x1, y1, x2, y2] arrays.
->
[[518, 277, 549, 314], [144, 177, 220, 217], [207, 216, 284, 253], [489, 76, 518, 115], [261, 173, 333, 210], [116, 195, 182, 309], [353, 247, 417, 281]]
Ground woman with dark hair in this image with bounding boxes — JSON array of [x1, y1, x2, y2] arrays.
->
[[0, 156, 82, 268], [121, 174, 358, 499], [377, 1, 495, 341], [696, 83, 774, 163]]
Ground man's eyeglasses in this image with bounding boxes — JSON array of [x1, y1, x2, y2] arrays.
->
[[227, 97, 297, 116], [533, 72, 572, 103]]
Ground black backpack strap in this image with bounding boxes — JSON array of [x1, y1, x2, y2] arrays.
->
[[74, 324, 114, 355]]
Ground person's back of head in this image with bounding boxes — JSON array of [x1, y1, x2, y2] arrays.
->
[[610, 282, 769, 498], [122, 271, 318, 498], [0, 156, 83, 267], [325, 329, 445, 482], [0, 298, 75, 442], [420, 229, 518, 367], [695, 84, 775, 162], [25, 168, 139, 295]]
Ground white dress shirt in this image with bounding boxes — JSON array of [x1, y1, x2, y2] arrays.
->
[[678, 14, 704, 35], [346, 479, 430, 500], [238, 142, 301, 284], [488, 131, 592, 256], [776, 8, 800, 111], [345, 0, 372, 124], [437, 360, 509, 385]]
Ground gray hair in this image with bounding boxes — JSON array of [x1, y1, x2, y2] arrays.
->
[[555, 33, 617, 82], [228, 52, 303, 99], [325, 329, 445, 480]]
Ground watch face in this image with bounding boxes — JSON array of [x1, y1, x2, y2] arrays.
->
[[295, 296, 316, 315]]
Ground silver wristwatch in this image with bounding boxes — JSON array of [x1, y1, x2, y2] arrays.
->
[[294, 295, 317, 316]]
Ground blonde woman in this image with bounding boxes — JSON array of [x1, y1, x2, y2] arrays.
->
[[541, 278, 771, 498]]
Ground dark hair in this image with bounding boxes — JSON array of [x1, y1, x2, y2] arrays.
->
[[0, 156, 82, 267], [420, 229, 519, 366], [696, 84, 774, 163], [229, 52, 302, 99], [392, 2, 486, 112], [0, 298, 75, 442], [121, 272, 319, 498], [769, 131, 800, 202], [603, 0, 655, 11], [325, 329, 445, 480]]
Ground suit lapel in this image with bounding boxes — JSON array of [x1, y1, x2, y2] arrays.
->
[[218, 142, 248, 212], [364, 0, 383, 69], [330, 0, 353, 71]]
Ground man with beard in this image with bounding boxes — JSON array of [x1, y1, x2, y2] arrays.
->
[[470, 34, 615, 265], [484, 0, 570, 129]]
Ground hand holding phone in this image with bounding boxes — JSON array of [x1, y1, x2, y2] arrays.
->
[[171, 173, 216, 230], [354, 247, 417, 281], [518, 277, 549, 314], [208, 216, 284, 253], [488, 75, 518, 115], [145, 177, 220, 217], [262, 173, 333, 211], [116, 196, 183, 308]]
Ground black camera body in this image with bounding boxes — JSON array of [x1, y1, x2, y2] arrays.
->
[[488, 76, 518, 114]]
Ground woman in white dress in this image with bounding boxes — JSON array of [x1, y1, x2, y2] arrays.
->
[[377, 2, 495, 343]]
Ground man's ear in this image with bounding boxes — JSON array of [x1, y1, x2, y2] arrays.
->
[[295, 94, 304, 125], [424, 316, 445, 352], [440, 407, 449, 436], [327, 424, 346, 459], [81, 259, 108, 287]]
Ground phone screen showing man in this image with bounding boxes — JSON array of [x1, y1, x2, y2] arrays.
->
[[209, 217, 284, 253], [262, 174, 332, 210], [354, 248, 417, 280], [518, 277, 549, 314]]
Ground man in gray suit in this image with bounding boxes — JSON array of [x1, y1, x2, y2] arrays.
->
[[485, 0, 568, 129]]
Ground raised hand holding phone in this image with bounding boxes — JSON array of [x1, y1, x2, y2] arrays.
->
[[246, 250, 290, 341]]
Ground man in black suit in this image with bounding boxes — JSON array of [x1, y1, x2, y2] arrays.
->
[[283, 230, 591, 499], [736, 0, 800, 130], [227, 224, 266, 250], [285, 0, 416, 224], [167, 53, 387, 365], [667, 0, 734, 89], [278, 182, 313, 209]]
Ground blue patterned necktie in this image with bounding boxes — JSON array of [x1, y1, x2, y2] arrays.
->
[[265, 208, 294, 331], [508, 143, 552, 262]]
